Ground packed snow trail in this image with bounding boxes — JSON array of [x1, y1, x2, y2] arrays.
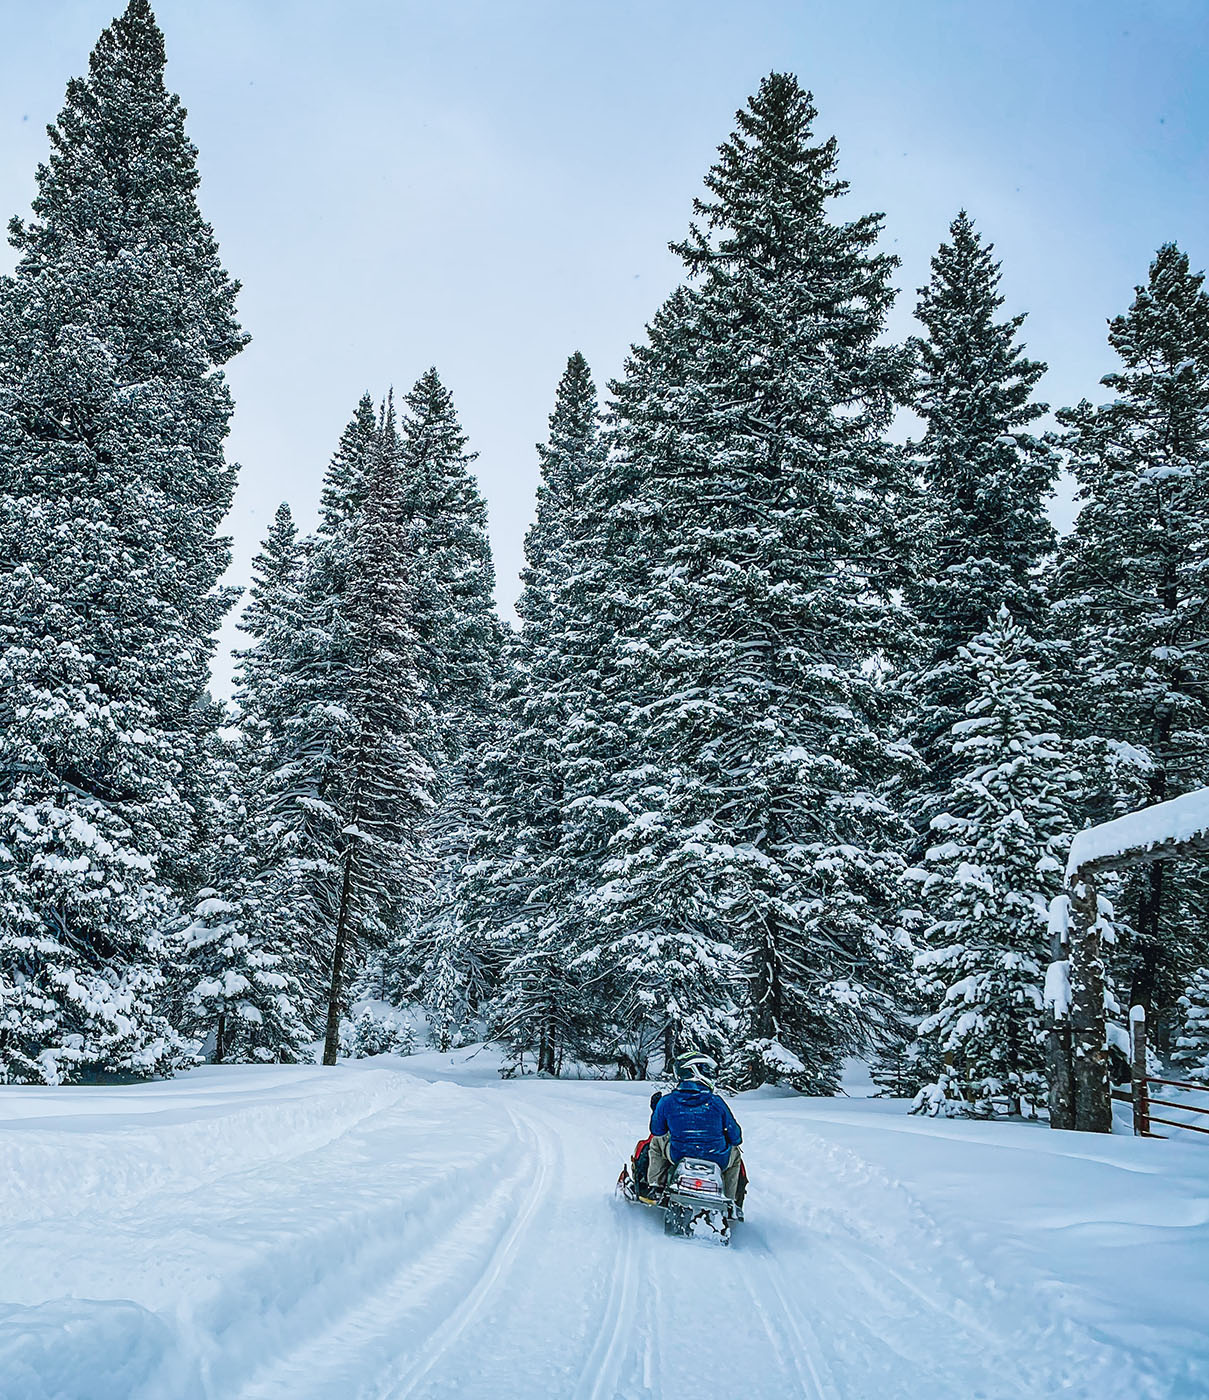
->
[[1, 1053, 1207, 1400]]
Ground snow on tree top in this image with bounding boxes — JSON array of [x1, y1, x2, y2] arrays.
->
[[1066, 786, 1209, 880]]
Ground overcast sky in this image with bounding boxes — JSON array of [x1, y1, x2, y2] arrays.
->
[[3, 1, 1208, 694]]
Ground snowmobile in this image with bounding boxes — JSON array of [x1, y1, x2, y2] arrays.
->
[[617, 1141, 744, 1245]]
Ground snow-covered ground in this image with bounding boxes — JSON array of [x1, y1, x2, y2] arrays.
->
[[2, 1051, 1207, 1400]]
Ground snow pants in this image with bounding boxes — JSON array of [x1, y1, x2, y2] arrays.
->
[[649, 1133, 743, 1202]]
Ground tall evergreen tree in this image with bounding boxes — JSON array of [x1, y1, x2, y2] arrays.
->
[[236, 503, 301, 737], [0, 1, 246, 1082], [1054, 244, 1209, 1015], [317, 403, 437, 1063], [234, 401, 438, 1063], [911, 609, 1080, 1115], [463, 353, 612, 1072], [581, 74, 916, 1089], [881, 215, 1059, 1092], [905, 213, 1056, 801], [231, 416, 375, 1036], [384, 371, 499, 1033]]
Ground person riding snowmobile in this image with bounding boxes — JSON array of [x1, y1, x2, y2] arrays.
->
[[629, 1090, 664, 1199], [642, 1052, 745, 1206]]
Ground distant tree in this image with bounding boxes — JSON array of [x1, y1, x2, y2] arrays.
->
[[232, 406, 381, 1033], [465, 352, 613, 1073], [1174, 967, 1209, 1081], [317, 403, 437, 1064], [905, 211, 1056, 813], [383, 371, 499, 1036]]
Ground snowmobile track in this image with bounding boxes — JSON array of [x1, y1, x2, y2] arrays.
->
[[386, 1105, 556, 1399], [570, 1162, 640, 1400], [734, 1233, 837, 1399], [229, 1100, 544, 1400]]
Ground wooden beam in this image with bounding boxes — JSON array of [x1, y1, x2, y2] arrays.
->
[[1073, 829, 1209, 882]]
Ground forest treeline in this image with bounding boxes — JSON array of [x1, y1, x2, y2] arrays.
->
[[2, 2, 1208, 1104]]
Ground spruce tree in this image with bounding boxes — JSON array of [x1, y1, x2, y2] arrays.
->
[[464, 353, 612, 1072], [1054, 244, 1209, 1016], [0, 1, 245, 1082], [318, 402, 437, 1064], [884, 215, 1058, 1095], [234, 400, 382, 1035], [905, 212, 1056, 800], [1174, 967, 1209, 1080], [236, 504, 302, 744], [232, 401, 438, 1064], [911, 609, 1080, 1115], [385, 371, 499, 1034], [587, 74, 916, 1089]]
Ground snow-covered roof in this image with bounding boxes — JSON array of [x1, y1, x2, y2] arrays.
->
[[1066, 787, 1209, 881]]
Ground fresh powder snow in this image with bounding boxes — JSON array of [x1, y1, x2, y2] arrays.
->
[[1, 1049, 1206, 1400]]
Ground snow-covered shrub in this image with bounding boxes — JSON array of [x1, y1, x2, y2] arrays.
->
[[339, 1006, 418, 1059], [1174, 969, 1209, 1081]]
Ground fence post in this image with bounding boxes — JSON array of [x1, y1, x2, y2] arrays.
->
[[1070, 871, 1113, 1133], [1130, 1005, 1150, 1137]]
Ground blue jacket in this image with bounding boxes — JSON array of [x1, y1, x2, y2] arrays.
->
[[651, 1082, 742, 1169]]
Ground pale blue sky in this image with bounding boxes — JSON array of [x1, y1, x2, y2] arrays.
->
[[3, 2, 1208, 693]]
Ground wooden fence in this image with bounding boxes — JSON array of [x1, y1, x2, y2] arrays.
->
[[1110, 1007, 1209, 1139]]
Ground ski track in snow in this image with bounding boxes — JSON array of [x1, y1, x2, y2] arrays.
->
[[1, 1061, 1205, 1400]]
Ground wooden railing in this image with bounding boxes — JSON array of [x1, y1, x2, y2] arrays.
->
[[1110, 1007, 1209, 1139]]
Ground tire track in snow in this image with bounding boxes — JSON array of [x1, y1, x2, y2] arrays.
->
[[227, 1095, 536, 1400], [382, 1104, 557, 1400], [755, 1121, 1138, 1399], [733, 1230, 837, 1400], [569, 1153, 640, 1400]]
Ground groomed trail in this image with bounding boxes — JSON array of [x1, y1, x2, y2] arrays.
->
[[1, 1050, 1207, 1400]]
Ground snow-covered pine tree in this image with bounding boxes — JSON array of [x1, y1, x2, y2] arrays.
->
[[1174, 967, 1209, 1080], [911, 609, 1080, 1115], [397, 369, 497, 738], [174, 509, 314, 1065], [232, 400, 383, 1036], [384, 371, 499, 1038], [905, 212, 1056, 800], [236, 502, 301, 734], [180, 844, 310, 1066], [879, 214, 1059, 1096], [0, 0, 245, 1082], [317, 401, 437, 1064], [586, 74, 916, 1090], [1054, 244, 1209, 1015], [464, 353, 613, 1073]]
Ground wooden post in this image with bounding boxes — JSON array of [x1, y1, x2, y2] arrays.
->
[[1069, 872, 1113, 1134], [1046, 896, 1074, 1131], [1130, 1005, 1150, 1137]]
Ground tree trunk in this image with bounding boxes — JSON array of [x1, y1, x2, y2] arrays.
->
[[537, 1014, 555, 1076], [322, 852, 356, 1066], [1069, 874, 1112, 1133], [747, 932, 778, 1088], [1046, 910, 1074, 1130], [214, 1011, 227, 1066], [1129, 860, 1165, 1013]]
